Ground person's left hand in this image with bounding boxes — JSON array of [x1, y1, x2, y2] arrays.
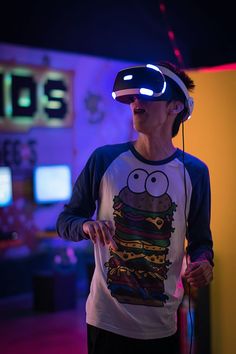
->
[[184, 260, 213, 288]]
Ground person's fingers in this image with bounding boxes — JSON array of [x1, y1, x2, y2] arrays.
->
[[99, 222, 117, 250], [186, 267, 204, 279], [186, 267, 213, 287], [108, 236, 118, 250], [104, 220, 115, 234], [188, 274, 212, 287], [185, 261, 201, 275], [84, 223, 97, 244], [184, 261, 213, 287], [82, 220, 117, 249], [185, 261, 211, 276], [102, 221, 113, 243], [187, 272, 211, 286], [93, 221, 106, 246], [89, 221, 113, 247]]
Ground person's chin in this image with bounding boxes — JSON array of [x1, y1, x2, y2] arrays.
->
[[133, 123, 151, 134]]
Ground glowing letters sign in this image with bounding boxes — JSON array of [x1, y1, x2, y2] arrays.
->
[[0, 63, 74, 131]]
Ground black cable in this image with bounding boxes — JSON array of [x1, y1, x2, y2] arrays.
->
[[181, 121, 193, 354]]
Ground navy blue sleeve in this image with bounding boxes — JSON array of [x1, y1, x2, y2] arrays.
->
[[56, 143, 130, 242], [56, 149, 100, 242], [186, 160, 214, 266]]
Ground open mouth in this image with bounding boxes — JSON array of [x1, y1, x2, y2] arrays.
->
[[134, 108, 146, 114]]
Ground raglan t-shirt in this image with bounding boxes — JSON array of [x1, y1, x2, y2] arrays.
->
[[57, 142, 213, 339]]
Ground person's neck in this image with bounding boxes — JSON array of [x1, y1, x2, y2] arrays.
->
[[133, 134, 176, 161]]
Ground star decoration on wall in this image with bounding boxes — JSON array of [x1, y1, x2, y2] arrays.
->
[[84, 91, 105, 123]]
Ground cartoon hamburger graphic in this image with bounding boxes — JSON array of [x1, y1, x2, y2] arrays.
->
[[105, 168, 177, 307]]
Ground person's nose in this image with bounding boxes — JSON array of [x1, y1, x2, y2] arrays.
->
[[130, 94, 141, 103]]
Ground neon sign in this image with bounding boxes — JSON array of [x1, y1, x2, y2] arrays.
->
[[0, 63, 74, 131]]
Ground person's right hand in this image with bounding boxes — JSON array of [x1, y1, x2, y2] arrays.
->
[[82, 220, 117, 250]]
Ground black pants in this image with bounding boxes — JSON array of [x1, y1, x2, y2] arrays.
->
[[87, 324, 179, 354]]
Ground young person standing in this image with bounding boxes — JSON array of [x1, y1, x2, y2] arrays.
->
[[57, 62, 214, 354]]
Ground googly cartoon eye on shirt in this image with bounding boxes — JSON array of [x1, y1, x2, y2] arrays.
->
[[127, 169, 148, 193], [145, 171, 169, 197]]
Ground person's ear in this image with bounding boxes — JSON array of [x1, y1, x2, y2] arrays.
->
[[169, 101, 184, 114]]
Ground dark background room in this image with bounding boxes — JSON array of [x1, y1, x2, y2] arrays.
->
[[0, 1, 235, 353]]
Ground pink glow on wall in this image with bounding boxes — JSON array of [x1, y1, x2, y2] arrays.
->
[[198, 63, 236, 72]]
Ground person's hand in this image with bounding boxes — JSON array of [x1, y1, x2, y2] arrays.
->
[[82, 220, 117, 250], [184, 260, 213, 288]]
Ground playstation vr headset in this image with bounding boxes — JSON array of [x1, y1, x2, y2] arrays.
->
[[112, 64, 194, 121]]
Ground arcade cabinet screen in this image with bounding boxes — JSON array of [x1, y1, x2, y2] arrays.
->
[[34, 165, 72, 204], [0, 167, 13, 207]]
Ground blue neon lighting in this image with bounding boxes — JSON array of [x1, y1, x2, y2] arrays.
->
[[140, 88, 154, 96], [123, 75, 133, 80]]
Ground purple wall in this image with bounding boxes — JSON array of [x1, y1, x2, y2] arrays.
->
[[0, 43, 138, 257]]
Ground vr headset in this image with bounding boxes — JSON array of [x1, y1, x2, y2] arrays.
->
[[112, 64, 194, 121]]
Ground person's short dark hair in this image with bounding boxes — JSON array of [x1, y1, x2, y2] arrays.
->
[[157, 61, 195, 137]]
